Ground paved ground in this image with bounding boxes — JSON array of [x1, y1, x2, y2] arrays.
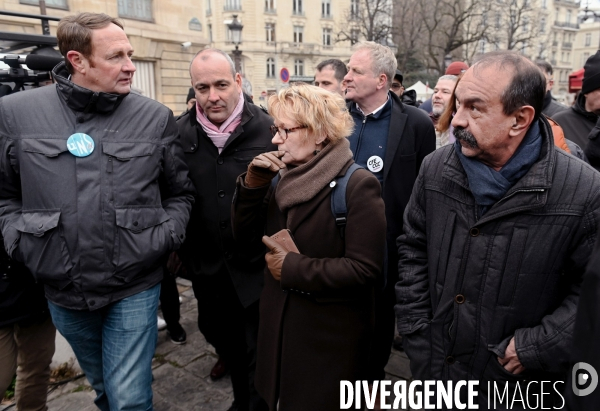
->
[[3, 278, 413, 411]]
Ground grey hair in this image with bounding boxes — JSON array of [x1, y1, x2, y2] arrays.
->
[[352, 41, 397, 88], [437, 74, 458, 83], [189, 48, 237, 78]]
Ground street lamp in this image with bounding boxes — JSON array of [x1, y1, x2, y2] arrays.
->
[[228, 14, 244, 73], [444, 54, 453, 73]]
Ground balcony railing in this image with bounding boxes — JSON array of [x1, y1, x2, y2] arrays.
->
[[554, 0, 580, 6], [292, 10, 305, 16], [553, 21, 580, 29], [562, 42, 573, 48], [224, 3, 242, 11]]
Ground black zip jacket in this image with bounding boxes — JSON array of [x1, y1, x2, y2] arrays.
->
[[396, 116, 600, 397], [0, 63, 195, 310]]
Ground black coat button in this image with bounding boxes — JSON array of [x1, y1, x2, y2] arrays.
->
[[190, 144, 197, 151], [224, 252, 233, 260], [446, 356, 455, 365], [455, 294, 466, 304], [218, 190, 225, 198], [217, 158, 224, 165], [89, 300, 96, 306], [470, 227, 480, 237], [133, 221, 138, 226], [220, 221, 227, 229]]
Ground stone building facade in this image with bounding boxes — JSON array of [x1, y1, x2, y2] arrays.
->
[[203, 0, 355, 105], [0, 0, 208, 113]]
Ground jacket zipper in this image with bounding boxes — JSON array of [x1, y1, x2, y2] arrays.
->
[[354, 115, 368, 158]]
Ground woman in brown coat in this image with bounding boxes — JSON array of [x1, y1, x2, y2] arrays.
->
[[232, 84, 386, 410]]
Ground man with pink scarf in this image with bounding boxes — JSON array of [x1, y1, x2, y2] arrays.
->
[[175, 48, 275, 411]]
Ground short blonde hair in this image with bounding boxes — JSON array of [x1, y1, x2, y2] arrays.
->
[[268, 83, 354, 144]]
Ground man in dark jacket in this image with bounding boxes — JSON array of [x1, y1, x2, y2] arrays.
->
[[566, 236, 600, 410], [396, 51, 600, 406], [535, 59, 568, 118], [0, 247, 55, 410], [585, 118, 600, 172], [343, 41, 436, 382], [176, 48, 273, 411], [554, 52, 600, 150], [0, 13, 194, 410]]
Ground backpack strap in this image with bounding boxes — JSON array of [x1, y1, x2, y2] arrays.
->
[[330, 163, 363, 239], [270, 172, 280, 191]]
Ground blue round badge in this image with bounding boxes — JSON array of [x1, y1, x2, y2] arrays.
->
[[67, 133, 95, 157]]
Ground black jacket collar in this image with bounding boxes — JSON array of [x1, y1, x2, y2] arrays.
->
[[53, 62, 127, 114]]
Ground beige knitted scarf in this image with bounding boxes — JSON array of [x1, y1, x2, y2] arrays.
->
[[275, 138, 353, 224]]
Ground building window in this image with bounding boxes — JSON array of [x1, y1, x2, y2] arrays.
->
[[566, 10, 571, 24], [350, 28, 359, 45], [479, 39, 485, 54], [208, 24, 213, 43], [293, 26, 303, 43], [206, 0, 211, 14], [542, 0, 547, 8], [265, 0, 275, 12], [584, 52, 590, 66], [267, 57, 276, 78], [495, 13, 501, 30], [294, 59, 304, 76], [131, 60, 156, 100], [266, 23, 276, 43], [20, 0, 68, 9], [224, 0, 241, 11], [293, 0, 303, 15], [322, 0, 331, 18], [118, 0, 153, 21], [322, 28, 332, 46], [522, 17, 528, 32], [586, 33, 591, 47], [540, 17, 545, 33], [350, 0, 359, 19]]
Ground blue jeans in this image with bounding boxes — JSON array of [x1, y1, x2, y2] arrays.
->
[[49, 284, 160, 411]]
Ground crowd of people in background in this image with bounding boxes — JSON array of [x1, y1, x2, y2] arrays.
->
[[2, 10, 600, 411]]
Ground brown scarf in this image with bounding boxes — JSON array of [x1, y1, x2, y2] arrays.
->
[[275, 138, 353, 225]]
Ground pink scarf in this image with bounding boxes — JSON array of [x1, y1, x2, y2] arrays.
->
[[196, 90, 245, 153]]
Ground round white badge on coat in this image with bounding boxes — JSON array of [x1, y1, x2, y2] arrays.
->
[[67, 133, 95, 157], [367, 155, 384, 173]]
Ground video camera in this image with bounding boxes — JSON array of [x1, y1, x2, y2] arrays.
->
[[0, 53, 63, 96]]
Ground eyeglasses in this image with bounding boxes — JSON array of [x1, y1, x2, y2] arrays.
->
[[391, 83, 403, 90], [270, 125, 308, 139]]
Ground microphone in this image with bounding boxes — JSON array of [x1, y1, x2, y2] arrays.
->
[[24, 54, 64, 71]]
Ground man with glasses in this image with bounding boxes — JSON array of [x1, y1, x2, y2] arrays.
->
[[176, 48, 274, 411], [535, 60, 567, 118]]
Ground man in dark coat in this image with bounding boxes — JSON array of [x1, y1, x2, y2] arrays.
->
[[0, 247, 55, 410], [396, 51, 600, 406], [535, 59, 568, 118], [343, 41, 436, 382], [585, 118, 600, 172], [566, 236, 600, 410], [554, 51, 600, 150], [176, 48, 274, 411]]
